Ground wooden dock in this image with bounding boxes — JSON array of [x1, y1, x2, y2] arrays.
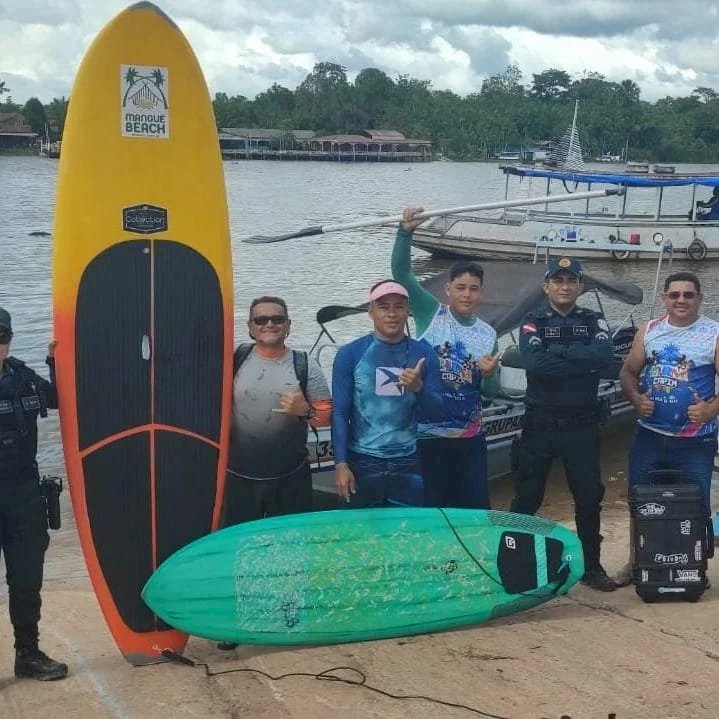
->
[[220, 148, 431, 162]]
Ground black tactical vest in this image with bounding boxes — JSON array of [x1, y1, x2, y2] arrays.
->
[[0, 359, 44, 480]]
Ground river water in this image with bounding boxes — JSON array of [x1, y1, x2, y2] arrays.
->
[[2, 155, 719, 471]]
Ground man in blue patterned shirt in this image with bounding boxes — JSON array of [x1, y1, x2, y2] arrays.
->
[[331, 280, 444, 507]]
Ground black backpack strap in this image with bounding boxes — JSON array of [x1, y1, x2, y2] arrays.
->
[[292, 349, 320, 468], [232, 343, 255, 377], [292, 350, 309, 399]]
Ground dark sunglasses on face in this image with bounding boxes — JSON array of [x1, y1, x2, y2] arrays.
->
[[251, 315, 287, 326], [665, 291, 698, 300], [0, 328, 12, 344]]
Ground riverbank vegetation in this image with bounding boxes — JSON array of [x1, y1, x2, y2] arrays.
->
[[3, 63, 719, 162]]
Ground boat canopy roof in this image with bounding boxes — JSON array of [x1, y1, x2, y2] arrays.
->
[[316, 261, 642, 337], [502, 164, 719, 189]]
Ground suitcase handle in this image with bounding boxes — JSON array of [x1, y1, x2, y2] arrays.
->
[[707, 517, 715, 559], [647, 469, 685, 485]]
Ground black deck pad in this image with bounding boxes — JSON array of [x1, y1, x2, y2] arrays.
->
[[76, 241, 151, 450], [497, 531, 538, 594], [153, 240, 223, 441], [84, 433, 154, 632], [155, 430, 219, 563]]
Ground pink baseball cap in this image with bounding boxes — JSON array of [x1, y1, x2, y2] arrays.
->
[[369, 280, 409, 302]]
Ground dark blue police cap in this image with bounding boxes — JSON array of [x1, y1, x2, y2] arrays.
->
[[544, 257, 583, 280]]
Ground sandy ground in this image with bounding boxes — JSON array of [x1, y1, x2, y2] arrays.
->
[[2, 428, 719, 719]]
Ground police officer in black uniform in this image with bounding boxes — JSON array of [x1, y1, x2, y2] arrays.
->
[[0, 307, 68, 680], [509, 258, 618, 591]]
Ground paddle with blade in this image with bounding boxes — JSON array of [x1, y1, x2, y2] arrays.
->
[[244, 188, 625, 244]]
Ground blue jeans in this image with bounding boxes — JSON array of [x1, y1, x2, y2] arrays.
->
[[418, 434, 490, 509], [346, 451, 423, 508], [628, 425, 718, 515]]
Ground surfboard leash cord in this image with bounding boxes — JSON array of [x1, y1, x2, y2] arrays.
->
[[437, 509, 572, 597], [160, 649, 513, 718]]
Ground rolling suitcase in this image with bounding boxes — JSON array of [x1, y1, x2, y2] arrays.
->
[[630, 470, 713, 603]]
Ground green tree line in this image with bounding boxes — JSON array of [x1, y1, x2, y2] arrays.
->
[[3, 62, 719, 161]]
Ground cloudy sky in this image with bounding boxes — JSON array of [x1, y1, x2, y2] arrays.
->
[[1, 0, 718, 105]]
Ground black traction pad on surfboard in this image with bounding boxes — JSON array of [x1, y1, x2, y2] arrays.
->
[[497, 531, 565, 594], [76, 239, 225, 632]]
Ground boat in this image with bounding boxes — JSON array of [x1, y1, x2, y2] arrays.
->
[[595, 153, 622, 163], [411, 165, 719, 262], [495, 150, 521, 162], [412, 98, 719, 262], [307, 259, 644, 495], [39, 124, 61, 158]]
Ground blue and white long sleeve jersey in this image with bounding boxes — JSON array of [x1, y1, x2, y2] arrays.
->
[[331, 334, 444, 462]]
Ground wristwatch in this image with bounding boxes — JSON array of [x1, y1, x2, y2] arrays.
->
[[303, 405, 316, 420]]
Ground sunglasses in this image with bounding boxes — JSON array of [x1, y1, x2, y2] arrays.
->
[[0, 328, 12, 344], [665, 291, 698, 300], [251, 315, 287, 326]]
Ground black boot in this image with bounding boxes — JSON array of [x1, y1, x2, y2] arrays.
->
[[217, 641, 239, 651], [581, 565, 619, 592], [15, 648, 68, 681]]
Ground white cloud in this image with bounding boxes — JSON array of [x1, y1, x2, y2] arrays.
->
[[0, 0, 717, 104]]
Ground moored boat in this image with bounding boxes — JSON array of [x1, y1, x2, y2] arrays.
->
[[412, 165, 719, 262]]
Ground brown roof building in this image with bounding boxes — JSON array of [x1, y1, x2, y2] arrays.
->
[[0, 112, 37, 149]]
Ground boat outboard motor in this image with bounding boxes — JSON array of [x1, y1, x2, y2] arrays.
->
[[601, 324, 638, 379], [499, 345, 527, 399]]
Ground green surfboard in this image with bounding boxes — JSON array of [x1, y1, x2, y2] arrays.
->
[[141, 508, 584, 645]]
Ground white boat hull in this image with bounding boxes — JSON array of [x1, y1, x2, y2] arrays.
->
[[413, 212, 719, 261]]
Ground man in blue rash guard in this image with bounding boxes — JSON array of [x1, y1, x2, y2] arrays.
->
[[331, 280, 444, 507]]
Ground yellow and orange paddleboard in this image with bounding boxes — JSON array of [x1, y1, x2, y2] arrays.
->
[[52, 2, 233, 665]]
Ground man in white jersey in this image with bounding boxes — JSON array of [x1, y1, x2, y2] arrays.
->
[[620, 272, 719, 584]]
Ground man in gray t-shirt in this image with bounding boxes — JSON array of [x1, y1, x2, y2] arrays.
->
[[224, 296, 331, 525]]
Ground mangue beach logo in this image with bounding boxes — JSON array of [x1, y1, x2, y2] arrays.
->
[[121, 65, 170, 139]]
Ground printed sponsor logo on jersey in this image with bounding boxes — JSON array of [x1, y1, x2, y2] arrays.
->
[[121, 65, 169, 138], [637, 502, 666, 516], [680, 520, 691, 535], [504, 535, 516, 550], [572, 326, 589, 337], [653, 553, 688, 565], [675, 569, 701, 582], [543, 326, 561, 338], [375, 367, 404, 396], [521, 323, 537, 334]]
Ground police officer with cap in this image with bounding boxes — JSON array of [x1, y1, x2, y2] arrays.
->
[[0, 308, 68, 680], [509, 257, 618, 591]]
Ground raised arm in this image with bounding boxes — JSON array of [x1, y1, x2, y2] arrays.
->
[[391, 211, 439, 336]]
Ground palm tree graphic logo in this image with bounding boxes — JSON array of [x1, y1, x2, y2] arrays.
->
[[123, 67, 168, 110]]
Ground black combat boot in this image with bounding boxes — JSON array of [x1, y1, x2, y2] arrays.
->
[[581, 565, 619, 592], [15, 648, 68, 681]]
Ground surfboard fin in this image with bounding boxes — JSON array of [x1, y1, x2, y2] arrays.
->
[[161, 649, 195, 667]]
